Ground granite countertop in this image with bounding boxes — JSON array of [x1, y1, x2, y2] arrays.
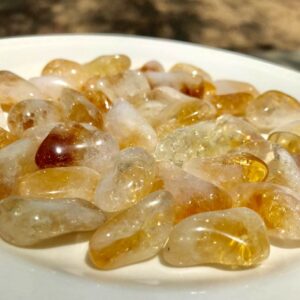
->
[[0, 0, 299, 70]]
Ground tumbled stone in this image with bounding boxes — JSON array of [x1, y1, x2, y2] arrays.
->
[[267, 146, 300, 193], [30, 75, 71, 100], [0, 196, 105, 246], [94, 147, 157, 212], [170, 63, 212, 82], [0, 71, 44, 111], [145, 71, 206, 98], [89, 190, 174, 269], [154, 98, 216, 138], [42, 59, 84, 88], [230, 183, 300, 240], [155, 115, 265, 166], [16, 166, 100, 202], [209, 92, 254, 116], [104, 101, 157, 151], [82, 71, 150, 109], [158, 161, 232, 222], [83, 54, 131, 78], [0, 138, 38, 199], [35, 122, 119, 176], [246, 91, 300, 132], [215, 80, 259, 97], [163, 207, 270, 267], [139, 60, 164, 72], [7, 99, 64, 137], [268, 120, 300, 156], [60, 88, 103, 129]]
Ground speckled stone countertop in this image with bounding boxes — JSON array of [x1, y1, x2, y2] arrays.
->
[[0, 0, 299, 70]]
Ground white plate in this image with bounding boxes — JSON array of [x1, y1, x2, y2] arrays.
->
[[0, 34, 300, 300]]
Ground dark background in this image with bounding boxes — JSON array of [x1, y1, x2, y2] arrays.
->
[[1, 0, 300, 69]]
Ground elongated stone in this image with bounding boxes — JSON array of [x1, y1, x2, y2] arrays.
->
[[35, 123, 119, 176], [246, 91, 300, 132], [158, 161, 232, 222], [7, 99, 64, 136], [0, 138, 38, 199], [183, 153, 268, 189], [94, 147, 157, 212], [0, 71, 44, 111], [163, 207, 270, 267], [16, 166, 100, 202], [230, 183, 300, 240], [60, 88, 103, 129], [0, 196, 105, 246], [155, 115, 265, 166], [104, 101, 157, 151], [89, 190, 174, 269]]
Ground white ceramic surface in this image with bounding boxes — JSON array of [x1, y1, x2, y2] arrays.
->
[[0, 34, 300, 300]]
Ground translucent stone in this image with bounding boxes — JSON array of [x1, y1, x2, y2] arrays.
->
[[230, 183, 300, 240], [184, 153, 268, 189], [60, 88, 103, 129], [246, 91, 300, 132], [268, 120, 300, 156], [170, 63, 212, 82], [104, 101, 157, 151], [0, 127, 17, 149], [210, 92, 254, 116], [82, 71, 150, 108], [158, 161, 232, 223], [7, 99, 64, 137], [0, 71, 44, 111], [139, 60, 164, 72], [154, 99, 217, 138], [0, 196, 105, 246], [83, 54, 131, 78], [42, 59, 84, 88], [0, 138, 38, 199], [155, 115, 265, 166], [35, 123, 119, 176], [267, 146, 300, 193], [29, 75, 71, 100], [94, 147, 157, 212], [89, 190, 174, 269], [163, 207, 270, 267], [145, 71, 206, 98], [16, 166, 100, 202], [215, 80, 259, 97]]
